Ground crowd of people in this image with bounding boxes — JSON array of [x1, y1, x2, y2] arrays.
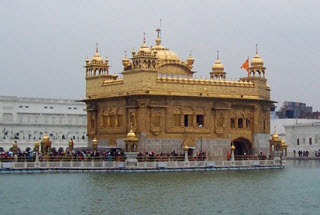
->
[[0, 148, 126, 162], [1, 149, 208, 162], [294, 150, 310, 157], [137, 151, 207, 162], [294, 149, 320, 158]]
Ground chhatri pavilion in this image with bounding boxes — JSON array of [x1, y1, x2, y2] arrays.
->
[[83, 28, 272, 157]]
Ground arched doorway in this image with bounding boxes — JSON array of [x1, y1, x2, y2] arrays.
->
[[232, 137, 252, 155]]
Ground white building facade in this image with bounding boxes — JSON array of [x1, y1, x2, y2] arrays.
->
[[284, 122, 320, 157], [0, 96, 87, 151], [271, 119, 320, 157]]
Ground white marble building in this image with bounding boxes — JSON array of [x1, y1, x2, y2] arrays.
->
[[271, 119, 320, 157], [0, 96, 87, 151], [284, 122, 320, 157]]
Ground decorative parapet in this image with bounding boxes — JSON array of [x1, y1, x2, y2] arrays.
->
[[156, 74, 254, 87], [103, 78, 124, 86]]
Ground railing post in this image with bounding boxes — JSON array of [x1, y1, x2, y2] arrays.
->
[[35, 152, 40, 168]]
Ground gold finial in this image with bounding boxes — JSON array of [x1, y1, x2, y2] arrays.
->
[[159, 18, 162, 38], [125, 50, 127, 58], [184, 145, 189, 151], [189, 50, 192, 57], [143, 32, 146, 44], [156, 27, 161, 39], [256, 44, 258, 54], [231, 142, 236, 151], [96, 43, 99, 53], [217, 50, 219, 60]]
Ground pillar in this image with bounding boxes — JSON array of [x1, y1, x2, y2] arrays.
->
[[231, 143, 235, 162], [184, 145, 189, 163]]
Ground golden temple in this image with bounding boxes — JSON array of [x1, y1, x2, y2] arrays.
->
[[83, 28, 272, 157]]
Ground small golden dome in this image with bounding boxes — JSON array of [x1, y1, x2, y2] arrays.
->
[[272, 131, 279, 140], [92, 137, 97, 145], [42, 133, 50, 141], [138, 43, 151, 54], [251, 53, 264, 66], [85, 57, 89, 63], [126, 129, 138, 141], [127, 129, 136, 137], [122, 51, 129, 67], [281, 138, 287, 147], [122, 57, 129, 67], [187, 52, 194, 66], [212, 59, 224, 71], [91, 43, 104, 63], [69, 139, 73, 144], [155, 37, 161, 45], [91, 52, 103, 62], [13, 142, 17, 147], [184, 145, 189, 151], [131, 48, 136, 57], [138, 33, 151, 55], [35, 141, 39, 147], [231, 143, 236, 151]]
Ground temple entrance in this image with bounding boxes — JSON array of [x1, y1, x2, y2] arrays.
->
[[232, 137, 252, 155]]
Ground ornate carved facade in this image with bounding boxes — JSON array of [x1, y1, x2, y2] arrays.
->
[[83, 29, 273, 157]]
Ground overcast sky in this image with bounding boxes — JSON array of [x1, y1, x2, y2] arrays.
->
[[1, 1, 319, 111]]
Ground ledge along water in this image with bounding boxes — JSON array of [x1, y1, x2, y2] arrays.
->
[[0, 157, 285, 173]]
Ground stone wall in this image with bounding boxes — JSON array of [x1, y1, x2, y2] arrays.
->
[[195, 139, 229, 157], [253, 133, 270, 154]]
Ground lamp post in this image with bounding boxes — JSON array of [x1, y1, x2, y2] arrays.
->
[[231, 142, 236, 162], [68, 139, 74, 152], [184, 145, 189, 163], [92, 137, 98, 156], [34, 141, 39, 166]]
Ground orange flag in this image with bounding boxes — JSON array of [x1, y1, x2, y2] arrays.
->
[[240, 58, 249, 73]]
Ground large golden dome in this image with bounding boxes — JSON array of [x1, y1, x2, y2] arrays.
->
[[151, 29, 179, 62], [154, 48, 179, 61]]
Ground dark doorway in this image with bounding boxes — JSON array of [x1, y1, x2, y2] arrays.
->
[[232, 138, 252, 155]]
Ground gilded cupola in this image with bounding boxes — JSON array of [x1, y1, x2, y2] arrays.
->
[[91, 44, 104, 63], [248, 44, 266, 79], [210, 51, 226, 79], [137, 33, 152, 55], [187, 51, 194, 70], [122, 51, 130, 70], [251, 53, 264, 67], [85, 43, 110, 78]]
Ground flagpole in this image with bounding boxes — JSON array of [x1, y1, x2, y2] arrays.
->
[[247, 56, 249, 77]]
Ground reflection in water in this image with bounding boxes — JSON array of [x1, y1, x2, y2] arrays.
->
[[0, 160, 319, 215]]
